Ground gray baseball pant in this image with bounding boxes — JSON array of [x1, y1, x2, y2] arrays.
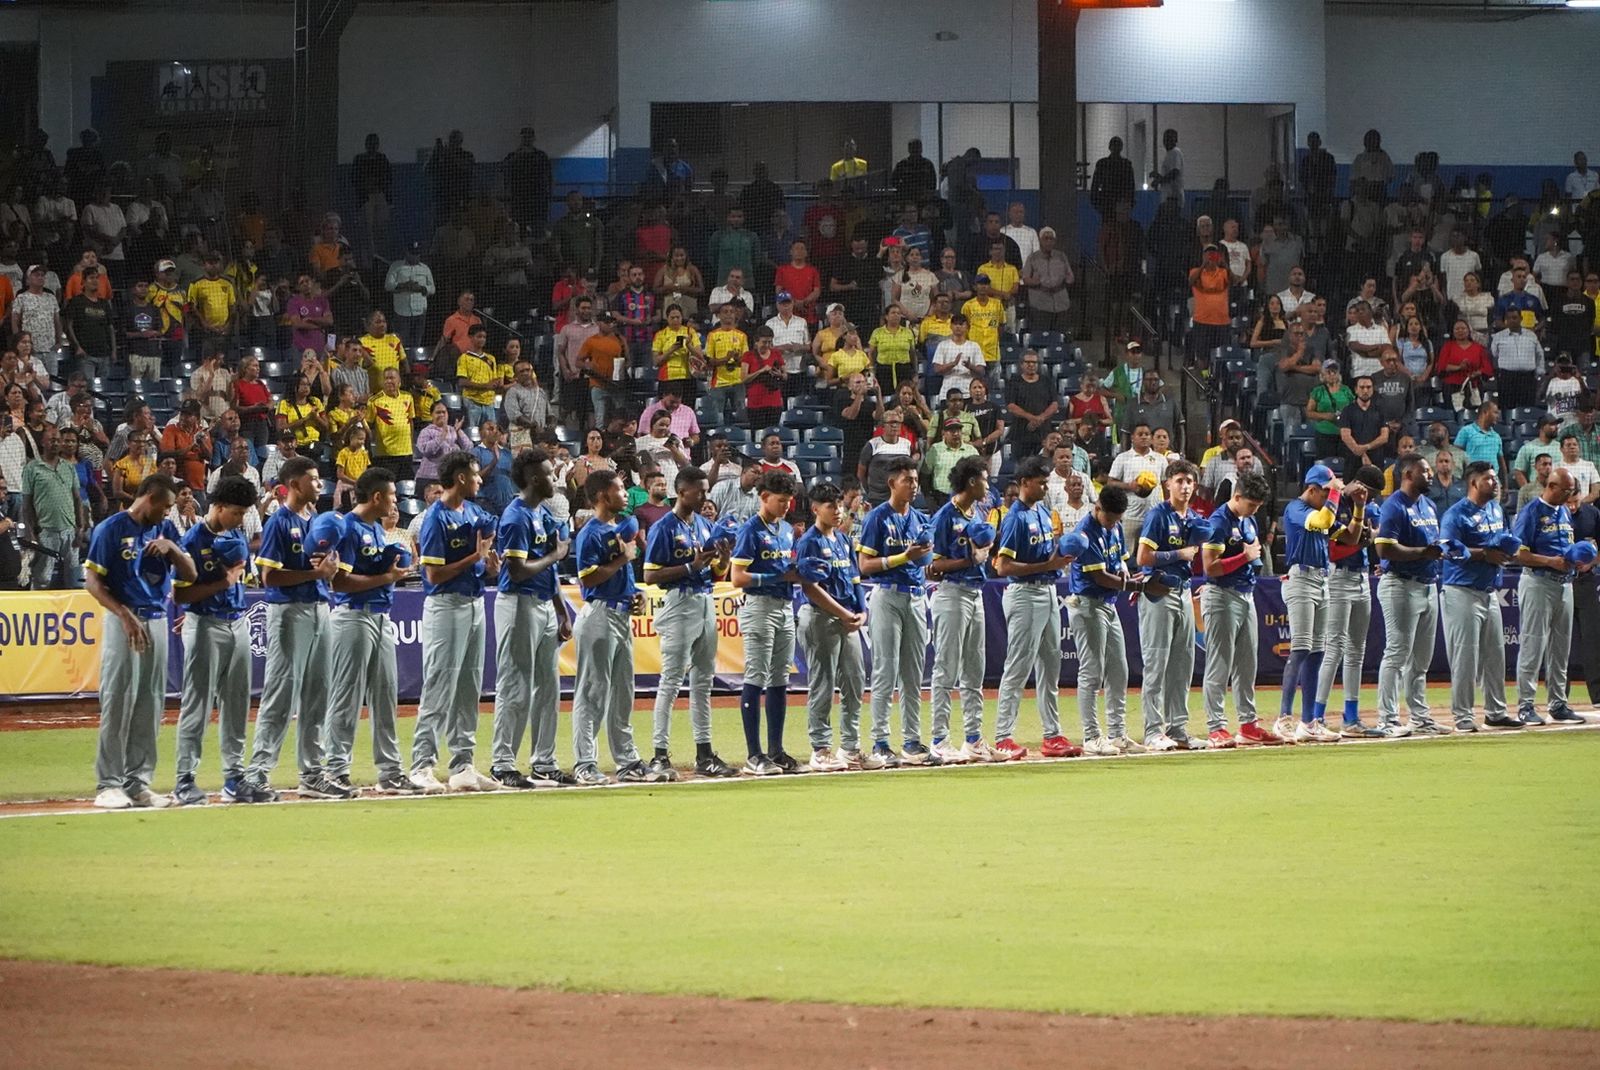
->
[[1441, 584, 1506, 728], [995, 582, 1063, 741], [1316, 570, 1371, 713], [323, 606, 402, 780], [651, 589, 718, 750], [1283, 568, 1329, 653], [248, 602, 330, 781], [492, 594, 564, 770], [1068, 595, 1128, 741], [95, 613, 168, 793], [1138, 589, 1195, 743], [174, 613, 251, 781], [410, 593, 486, 775], [739, 593, 795, 687], [867, 587, 929, 746], [799, 603, 865, 752], [1376, 574, 1438, 728], [929, 583, 985, 742], [571, 602, 640, 771], [1517, 572, 1573, 717], [1201, 585, 1258, 732]]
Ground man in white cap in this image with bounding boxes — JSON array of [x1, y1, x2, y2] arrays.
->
[[1022, 225, 1074, 334]]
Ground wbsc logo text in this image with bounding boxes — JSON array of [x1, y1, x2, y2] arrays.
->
[[0, 610, 98, 653]]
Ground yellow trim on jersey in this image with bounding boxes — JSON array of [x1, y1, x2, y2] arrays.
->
[[85, 560, 108, 575], [856, 545, 880, 556], [1138, 536, 1159, 549], [337, 562, 355, 573], [502, 549, 529, 560], [1081, 562, 1105, 572], [578, 563, 601, 577], [730, 556, 754, 567], [173, 578, 193, 588], [1370, 537, 1399, 546], [997, 546, 1018, 558], [253, 556, 284, 569], [419, 555, 446, 565], [1201, 542, 1225, 552]]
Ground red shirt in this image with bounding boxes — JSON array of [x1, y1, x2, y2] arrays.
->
[[773, 263, 822, 321], [234, 378, 272, 420], [1068, 394, 1112, 423], [1435, 339, 1492, 386], [634, 223, 672, 268], [803, 203, 844, 263], [742, 349, 785, 410], [551, 279, 590, 333]]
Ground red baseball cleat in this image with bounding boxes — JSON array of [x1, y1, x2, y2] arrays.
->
[[993, 737, 1029, 761], [1207, 729, 1238, 749], [1237, 721, 1287, 746], [1039, 735, 1083, 758]]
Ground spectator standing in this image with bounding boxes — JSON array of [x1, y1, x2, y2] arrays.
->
[[1089, 138, 1135, 221], [1188, 246, 1231, 359], [1435, 325, 1492, 414], [1338, 376, 1390, 475], [1150, 129, 1184, 204], [1439, 230, 1482, 303], [1022, 227, 1073, 334], [831, 235, 883, 328], [61, 266, 115, 380], [707, 208, 757, 296], [414, 402, 471, 484], [890, 140, 937, 206], [502, 127, 553, 234], [773, 242, 822, 325], [1005, 350, 1058, 459], [367, 367, 416, 480], [21, 423, 87, 588], [553, 192, 603, 277], [1489, 311, 1545, 410], [1106, 424, 1167, 550], [384, 242, 435, 350], [503, 359, 549, 450], [1454, 401, 1509, 486]]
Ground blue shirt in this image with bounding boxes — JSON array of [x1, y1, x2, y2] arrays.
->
[[177, 519, 249, 617], [210, 433, 258, 469], [85, 512, 183, 615], [497, 497, 567, 600], [417, 499, 496, 597], [1454, 422, 1505, 466], [1511, 497, 1574, 582], [1374, 490, 1441, 583], [929, 499, 987, 587], [1440, 496, 1507, 591], [1202, 502, 1261, 593], [1331, 496, 1373, 574], [474, 444, 515, 514], [1493, 290, 1544, 326], [1068, 513, 1126, 599], [256, 506, 329, 604], [1282, 498, 1332, 571], [795, 525, 864, 613], [335, 513, 411, 612], [574, 517, 639, 604], [857, 502, 932, 590], [995, 499, 1060, 583], [643, 509, 715, 594], [731, 513, 795, 599], [1138, 501, 1202, 590]]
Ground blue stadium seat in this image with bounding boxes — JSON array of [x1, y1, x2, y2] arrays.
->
[[1507, 406, 1547, 425], [719, 427, 751, 445], [792, 443, 836, 463], [1024, 330, 1064, 350], [808, 426, 844, 445], [781, 409, 821, 430]]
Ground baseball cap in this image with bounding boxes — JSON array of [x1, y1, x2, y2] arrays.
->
[[1058, 532, 1090, 559], [1491, 532, 1524, 557], [1039, 226, 1057, 239], [1126, 340, 1143, 352], [1566, 541, 1598, 567], [1303, 464, 1336, 487], [974, 273, 991, 285], [1440, 538, 1470, 561], [942, 419, 963, 432], [775, 290, 793, 303], [1355, 464, 1384, 491], [825, 302, 844, 316], [1204, 242, 1222, 253], [407, 240, 423, 253], [156, 259, 177, 273], [1321, 358, 1341, 371], [1539, 414, 1560, 427]]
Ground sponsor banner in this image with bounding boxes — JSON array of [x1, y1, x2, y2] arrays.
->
[[0, 592, 103, 699]]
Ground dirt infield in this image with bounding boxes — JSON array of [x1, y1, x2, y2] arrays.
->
[[2, 961, 1595, 1069]]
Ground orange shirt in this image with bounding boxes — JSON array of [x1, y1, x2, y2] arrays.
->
[[160, 424, 209, 490], [309, 242, 343, 274], [441, 311, 482, 355], [579, 333, 626, 387], [1189, 266, 1231, 326], [64, 271, 113, 302]]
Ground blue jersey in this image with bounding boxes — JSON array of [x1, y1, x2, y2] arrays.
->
[[1282, 498, 1332, 571], [1202, 502, 1261, 593], [497, 497, 568, 599], [643, 509, 715, 594], [731, 513, 795, 599], [995, 499, 1060, 583], [1511, 497, 1574, 582], [85, 512, 183, 615], [256, 506, 329, 604], [795, 526, 864, 613], [929, 500, 987, 587], [857, 502, 932, 590], [1374, 490, 1441, 583], [474, 444, 515, 513], [1069, 513, 1126, 599], [177, 519, 249, 617], [1440, 496, 1506, 591], [574, 517, 638, 605], [307, 510, 347, 602], [1330, 496, 1373, 573], [417, 499, 496, 597], [335, 513, 411, 612], [1138, 501, 1201, 590]]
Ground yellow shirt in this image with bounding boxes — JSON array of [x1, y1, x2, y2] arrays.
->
[[186, 277, 235, 329], [148, 286, 186, 333], [326, 405, 358, 441], [360, 333, 407, 392], [336, 446, 371, 481], [829, 347, 871, 380], [979, 261, 1019, 298], [704, 327, 748, 388], [276, 396, 325, 446], [829, 157, 868, 182], [961, 296, 1004, 363], [815, 325, 846, 361], [652, 325, 701, 381], [114, 453, 156, 492], [918, 313, 953, 346], [409, 383, 442, 420], [456, 351, 500, 406], [367, 392, 415, 457], [869, 325, 916, 368]]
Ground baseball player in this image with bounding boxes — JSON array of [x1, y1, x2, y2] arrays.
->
[[571, 469, 655, 785], [1135, 459, 1204, 751], [1373, 453, 1448, 736], [795, 480, 866, 772], [992, 454, 1081, 760], [1312, 464, 1386, 738], [1200, 471, 1280, 746], [1438, 461, 1522, 732], [858, 456, 937, 767], [644, 466, 739, 780], [246, 456, 348, 801], [1068, 485, 1145, 756], [324, 467, 420, 794], [1511, 468, 1585, 725], [926, 455, 997, 763], [730, 470, 799, 776], [84, 474, 195, 809], [1274, 464, 1345, 743], [411, 450, 504, 792], [490, 448, 577, 787], [171, 475, 259, 805]]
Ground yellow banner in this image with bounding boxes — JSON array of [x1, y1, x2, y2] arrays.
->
[[553, 582, 750, 677], [0, 591, 104, 698]]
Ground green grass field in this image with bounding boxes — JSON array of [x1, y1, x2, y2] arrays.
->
[[2, 690, 1598, 1028]]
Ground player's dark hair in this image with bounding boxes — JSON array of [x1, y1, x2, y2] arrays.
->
[[511, 447, 550, 491], [584, 468, 620, 501], [949, 455, 987, 495], [676, 465, 707, 490], [1464, 460, 1494, 482], [437, 450, 477, 488], [136, 472, 179, 500], [1397, 452, 1428, 481], [757, 470, 796, 497], [1165, 459, 1199, 482], [354, 467, 395, 503], [809, 480, 843, 505], [211, 475, 258, 508], [1355, 464, 1384, 491], [1016, 455, 1050, 481], [1237, 472, 1272, 502], [1099, 485, 1130, 514], [883, 456, 917, 478], [278, 456, 317, 484]]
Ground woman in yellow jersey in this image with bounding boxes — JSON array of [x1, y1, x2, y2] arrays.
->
[[823, 326, 872, 387], [276, 373, 328, 461], [651, 303, 704, 400], [809, 302, 850, 383], [359, 309, 408, 395], [110, 429, 158, 506], [868, 302, 917, 394]]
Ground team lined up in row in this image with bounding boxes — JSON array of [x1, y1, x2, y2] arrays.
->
[[81, 439, 1596, 809]]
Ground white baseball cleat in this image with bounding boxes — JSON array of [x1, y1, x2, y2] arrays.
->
[[447, 766, 501, 792], [930, 739, 969, 764], [960, 739, 1000, 763], [1145, 735, 1181, 753], [128, 788, 172, 809], [94, 787, 133, 810], [1273, 716, 1299, 742], [1110, 735, 1146, 754], [1082, 737, 1119, 757], [808, 748, 848, 773], [410, 768, 447, 794]]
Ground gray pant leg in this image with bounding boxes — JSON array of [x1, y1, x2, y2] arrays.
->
[[943, 587, 987, 739], [176, 615, 251, 781], [95, 615, 165, 792], [411, 595, 456, 773], [898, 592, 930, 744], [651, 590, 715, 750], [571, 602, 614, 771], [740, 595, 794, 688], [249, 603, 329, 781], [492, 593, 536, 768], [446, 597, 487, 771], [928, 586, 962, 741], [1316, 573, 1357, 708], [995, 584, 1062, 741], [1376, 575, 1413, 728], [1477, 590, 1508, 721], [528, 601, 562, 770], [686, 596, 717, 744], [800, 604, 838, 751], [368, 615, 402, 776], [1405, 583, 1438, 724], [1201, 587, 1251, 732], [1164, 592, 1197, 736], [1284, 571, 1328, 653], [867, 587, 903, 745], [1518, 574, 1574, 714], [1140, 592, 1192, 741], [1443, 585, 1506, 726], [1071, 598, 1128, 740], [602, 606, 639, 766], [325, 608, 401, 779]]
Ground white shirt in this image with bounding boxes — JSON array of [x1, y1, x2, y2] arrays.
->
[[1439, 248, 1482, 302], [1566, 169, 1600, 202], [80, 202, 127, 260], [931, 338, 985, 400], [1277, 287, 1314, 319], [1158, 147, 1184, 202], [13, 290, 58, 347], [1107, 448, 1167, 521], [0, 433, 25, 489], [633, 433, 682, 489], [1490, 328, 1544, 375], [708, 287, 755, 316], [765, 313, 811, 373], [384, 261, 436, 318], [1221, 239, 1250, 281], [1560, 459, 1599, 501], [1346, 322, 1390, 379], [1533, 249, 1575, 290], [1001, 223, 1039, 264]]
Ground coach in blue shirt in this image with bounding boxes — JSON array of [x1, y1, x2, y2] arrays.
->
[[1439, 461, 1520, 730], [1373, 453, 1446, 736], [1511, 468, 1582, 725]]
